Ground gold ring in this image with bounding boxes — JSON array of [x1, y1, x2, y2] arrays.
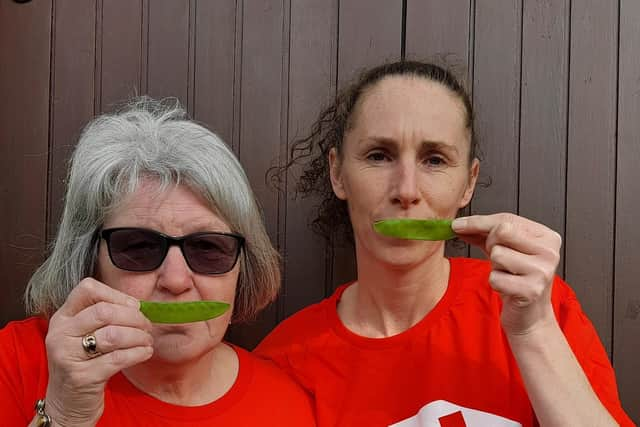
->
[[81, 334, 99, 357]]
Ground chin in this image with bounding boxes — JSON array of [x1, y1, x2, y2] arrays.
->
[[150, 326, 219, 364], [379, 241, 442, 266]]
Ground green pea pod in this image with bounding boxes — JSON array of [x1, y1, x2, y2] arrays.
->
[[373, 218, 456, 241], [139, 300, 230, 324]]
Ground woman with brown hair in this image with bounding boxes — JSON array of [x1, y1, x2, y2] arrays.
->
[[255, 61, 633, 426]]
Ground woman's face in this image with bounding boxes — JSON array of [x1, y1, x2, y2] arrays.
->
[[330, 75, 479, 268], [95, 180, 238, 364]]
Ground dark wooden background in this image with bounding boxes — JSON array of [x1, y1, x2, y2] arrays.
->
[[1, 0, 638, 419]]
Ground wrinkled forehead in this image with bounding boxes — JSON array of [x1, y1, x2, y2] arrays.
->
[[105, 177, 226, 228], [346, 75, 471, 146], [355, 75, 467, 123]]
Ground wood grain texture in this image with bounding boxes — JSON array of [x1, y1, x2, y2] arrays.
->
[[615, 0, 640, 420], [147, 0, 189, 102], [100, 0, 143, 111], [283, 0, 338, 316], [0, 0, 52, 325], [565, 0, 618, 354], [519, 0, 569, 277], [48, 0, 97, 240], [192, 0, 236, 144], [405, 0, 471, 71], [470, 1, 522, 261]]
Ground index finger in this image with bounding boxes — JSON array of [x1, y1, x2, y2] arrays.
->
[[58, 278, 140, 317], [451, 214, 507, 235], [452, 213, 545, 237]]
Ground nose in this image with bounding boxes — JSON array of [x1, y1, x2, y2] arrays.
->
[[391, 159, 421, 209], [157, 246, 193, 295]]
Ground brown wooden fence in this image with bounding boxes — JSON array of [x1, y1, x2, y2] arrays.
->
[[1, 0, 638, 419]]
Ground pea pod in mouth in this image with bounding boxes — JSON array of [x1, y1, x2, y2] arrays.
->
[[139, 300, 230, 324], [373, 218, 456, 241]]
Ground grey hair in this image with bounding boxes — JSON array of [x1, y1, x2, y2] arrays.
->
[[25, 97, 280, 323]]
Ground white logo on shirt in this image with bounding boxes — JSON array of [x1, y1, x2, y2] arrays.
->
[[389, 400, 522, 427]]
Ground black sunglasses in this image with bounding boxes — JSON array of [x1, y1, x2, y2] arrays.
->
[[100, 227, 245, 275]]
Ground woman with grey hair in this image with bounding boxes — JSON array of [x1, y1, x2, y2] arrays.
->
[[0, 98, 315, 426]]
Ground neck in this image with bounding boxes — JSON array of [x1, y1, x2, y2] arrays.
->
[[122, 342, 238, 406], [338, 245, 450, 338]]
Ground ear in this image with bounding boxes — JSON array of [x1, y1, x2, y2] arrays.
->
[[329, 147, 347, 200], [459, 158, 479, 208]]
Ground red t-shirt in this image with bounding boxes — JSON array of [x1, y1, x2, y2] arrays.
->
[[255, 257, 634, 427], [0, 316, 316, 426]]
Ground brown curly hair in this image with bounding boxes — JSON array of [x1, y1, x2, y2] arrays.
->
[[272, 60, 480, 245]]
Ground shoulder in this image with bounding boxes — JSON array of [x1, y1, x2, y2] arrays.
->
[[240, 346, 306, 392], [0, 317, 49, 423], [254, 288, 340, 356], [235, 346, 316, 423], [0, 316, 48, 353]]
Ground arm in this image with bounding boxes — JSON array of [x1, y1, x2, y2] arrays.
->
[[507, 312, 618, 426], [453, 214, 622, 427]]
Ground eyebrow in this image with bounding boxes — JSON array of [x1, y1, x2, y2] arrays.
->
[[359, 136, 460, 155]]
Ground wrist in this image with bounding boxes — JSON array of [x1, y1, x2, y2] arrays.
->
[[32, 399, 52, 427], [501, 300, 557, 338], [505, 317, 564, 357], [35, 397, 100, 427]]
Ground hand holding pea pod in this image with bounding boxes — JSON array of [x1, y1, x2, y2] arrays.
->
[[43, 279, 154, 427], [451, 213, 562, 336]]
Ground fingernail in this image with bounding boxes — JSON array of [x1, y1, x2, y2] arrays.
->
[[128, 298, 140, 308], [452, 218, 467, 230]]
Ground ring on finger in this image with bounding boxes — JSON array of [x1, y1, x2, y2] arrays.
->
[[81, 333, 100, 357]]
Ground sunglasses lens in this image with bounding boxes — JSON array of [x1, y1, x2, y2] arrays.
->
[[183, 234, 241, 274], [107, 229, 165, 271]]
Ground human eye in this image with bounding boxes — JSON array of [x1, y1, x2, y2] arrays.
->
[[188, 235, 236, 255], [427, 156, 445, 166], [366, 150, 390, 163], [116, 233, 158, 253], [422, 152, 447, 168]]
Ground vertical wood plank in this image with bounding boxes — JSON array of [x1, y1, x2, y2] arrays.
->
[[333, 0, 403, 289], [0, 0, 52, 326], [238, 0, 287, 266], [283, 0, 338, 317], [140, 0, 149, 95], [187, 0, 196, 115], [405, 0, 473, 259], [470, 1, 522, 257], [405, 0, 471, 71], [227, 0, 289, 349], [147, 0, 189, 103], [100, 0, 143, 111], [565, 0, 617, 354], [192, 0, 237, 144], [48, 0, 97, 240], [519, 0, 569, 278], [337, 0, 403, 88], [615, 0, 640, 419]]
